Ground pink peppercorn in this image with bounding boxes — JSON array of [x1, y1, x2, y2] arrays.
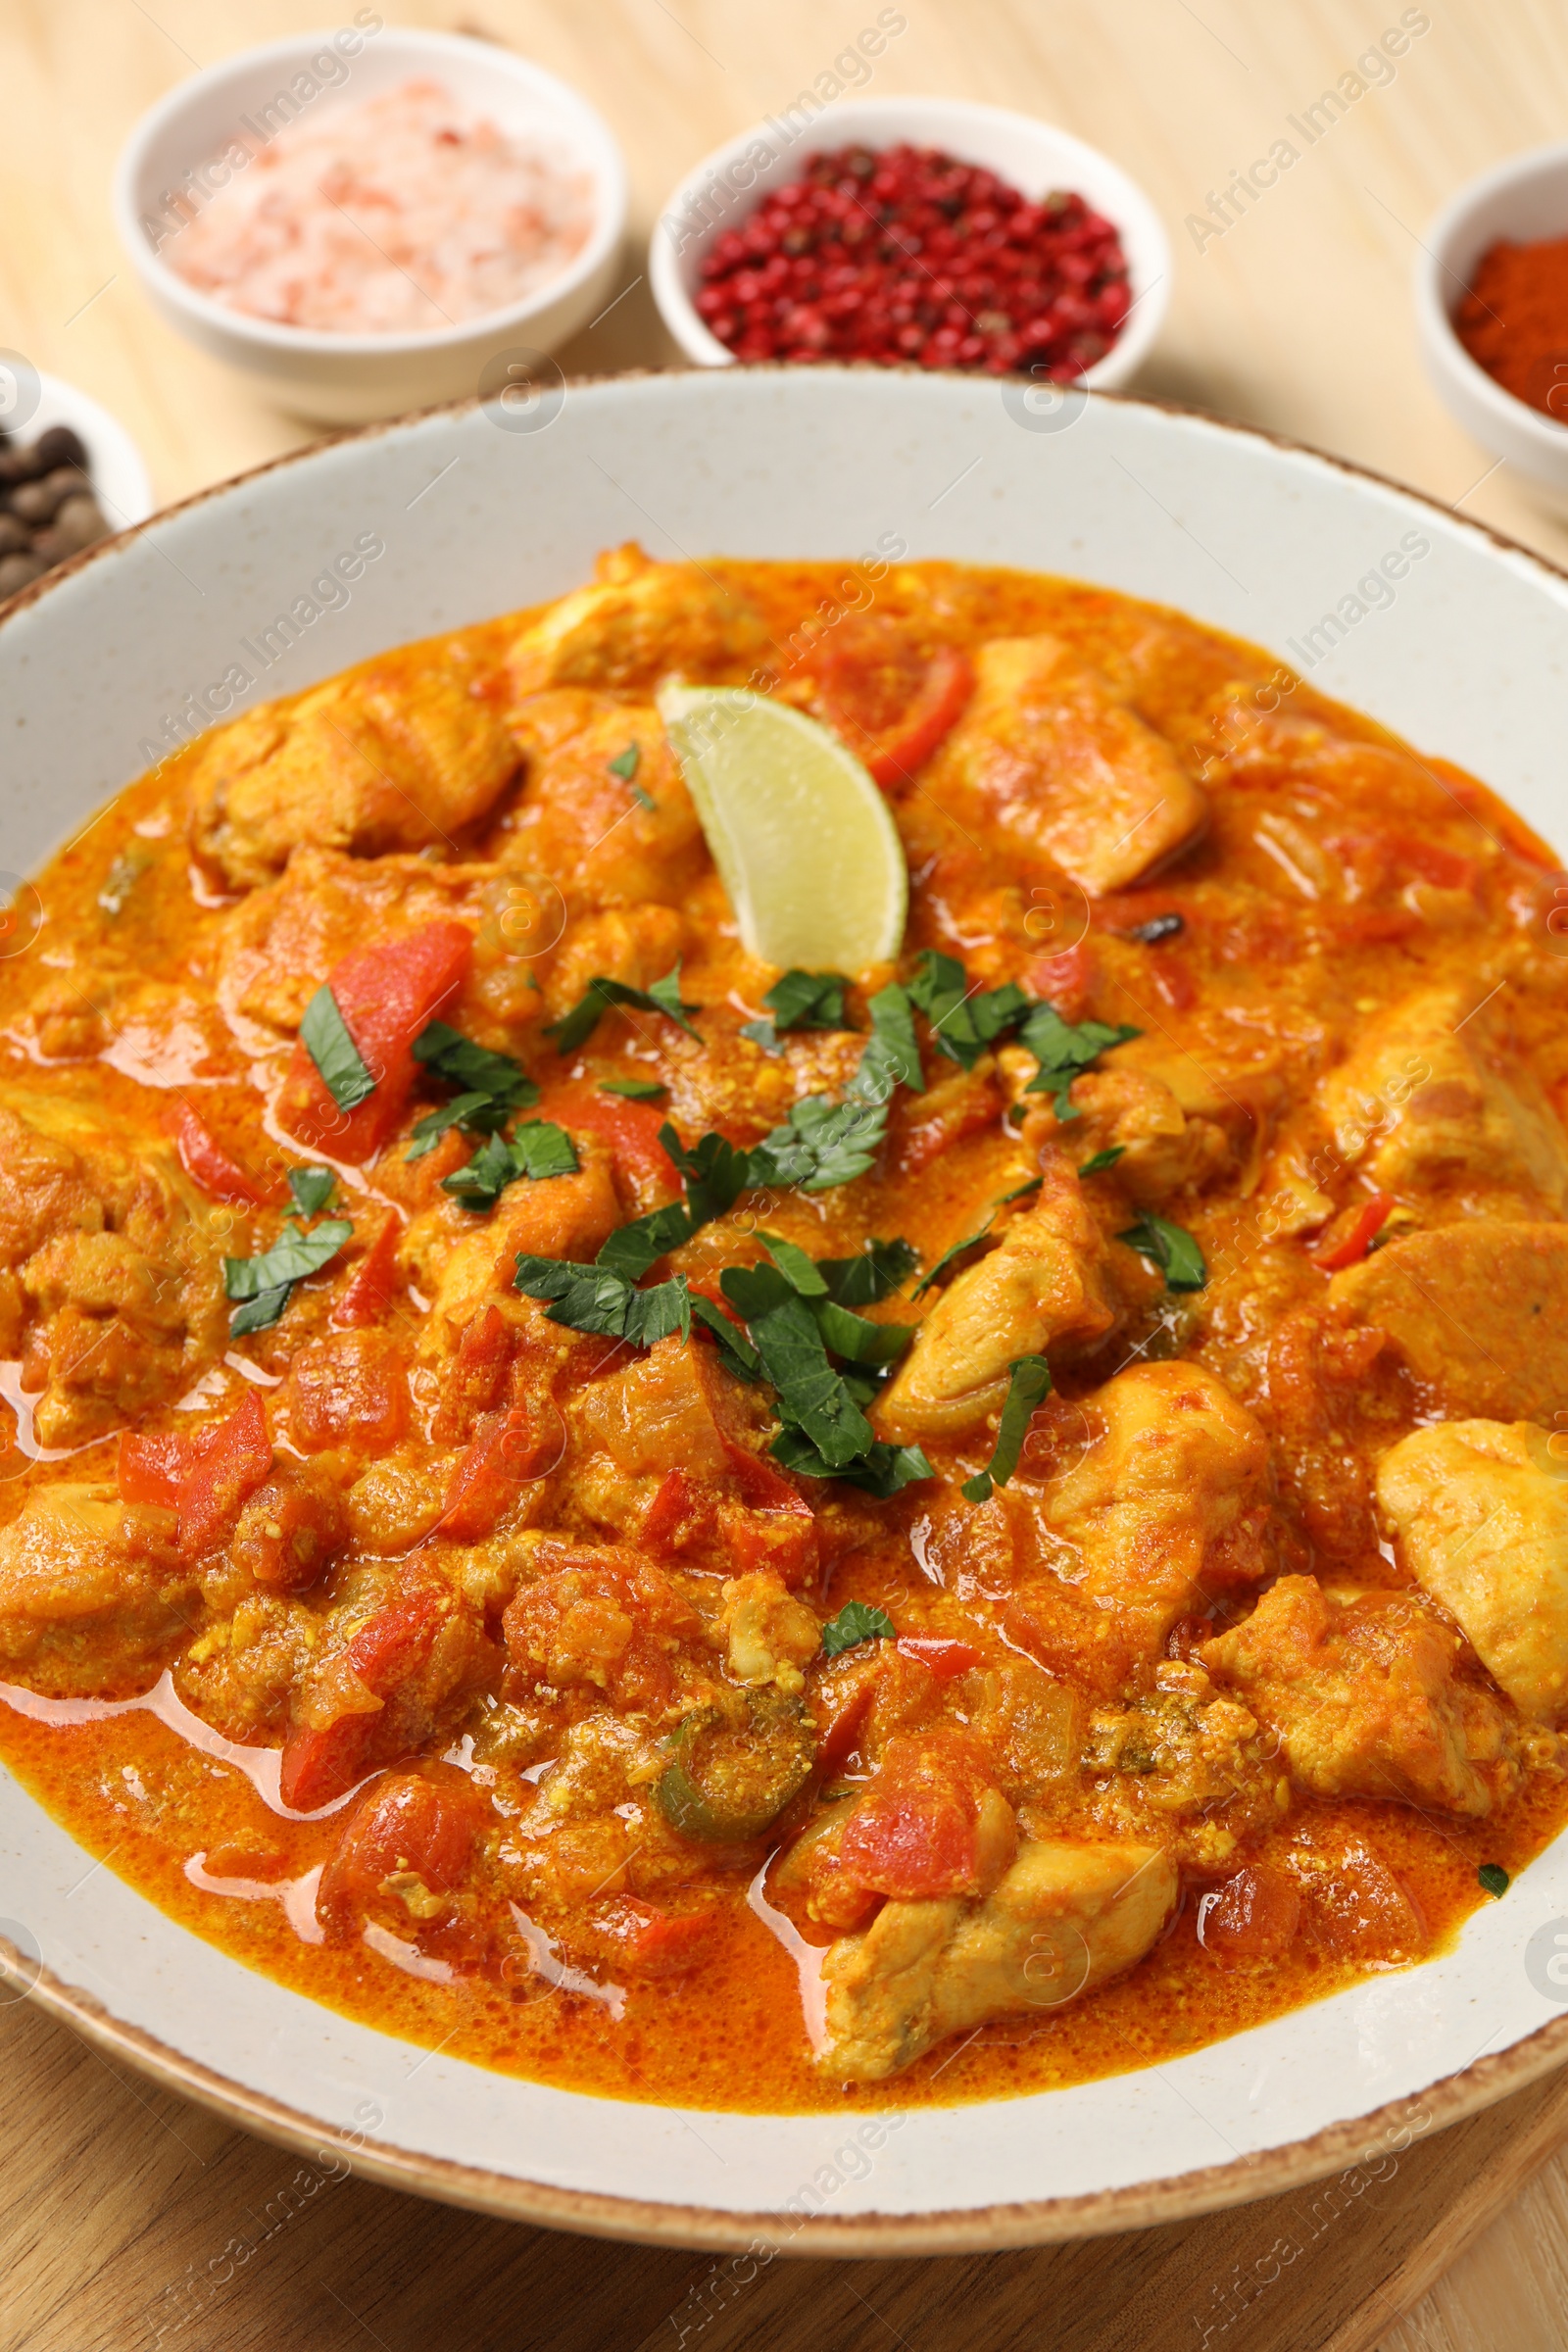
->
[[697, 143, 1132, 379]]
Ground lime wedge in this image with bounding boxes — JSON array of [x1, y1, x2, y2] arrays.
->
[[658, 686, 907, 971]]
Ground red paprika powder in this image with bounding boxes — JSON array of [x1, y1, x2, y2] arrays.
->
[[1454, 233, 1568, 419]]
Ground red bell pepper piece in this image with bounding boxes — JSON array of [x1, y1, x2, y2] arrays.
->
[[278, 920, 473, 1164], [331, 1211, 402, 1328], [1312, 1194, 1395, 1273], [896, 1636, 984, 1683], [165, 1102, 281, 1205], [535, 1082, 683, 1204]]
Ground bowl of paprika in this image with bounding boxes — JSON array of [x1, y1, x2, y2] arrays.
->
[[1417, 139, 1568, 514]]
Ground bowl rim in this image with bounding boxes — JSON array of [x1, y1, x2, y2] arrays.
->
[[1415, 138, 1568, 452], [646, 93, 1171, 386], [111, 24, 629, 359], [7, 366, 1568, 2249]]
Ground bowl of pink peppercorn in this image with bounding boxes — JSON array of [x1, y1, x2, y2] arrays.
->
[[651, 95, 1168, 387]]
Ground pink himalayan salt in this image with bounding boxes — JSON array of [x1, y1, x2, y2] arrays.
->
[[166, 76, 593, 335]]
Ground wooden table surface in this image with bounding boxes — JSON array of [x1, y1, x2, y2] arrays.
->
[[6, 2, 1568, 2345]]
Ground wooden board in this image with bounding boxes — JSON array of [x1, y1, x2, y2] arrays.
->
[[9, 2, 1568, 2345], [3, 1990, 1568, 2352]]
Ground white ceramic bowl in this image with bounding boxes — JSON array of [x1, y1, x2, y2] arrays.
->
[[3, 368, 154, 532], [650, 95, 1169, 389], [1417, 141, 1568, 514], [113, 27, 628, 424], [4, 370, 1568, 2251]]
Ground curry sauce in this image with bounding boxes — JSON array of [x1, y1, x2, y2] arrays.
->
[[3, 550, 1567, 2113]]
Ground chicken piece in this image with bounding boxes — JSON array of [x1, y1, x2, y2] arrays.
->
[[1202, 1575, 1515, 1816], [1083, 1663, 1278, 1868], [719, 1572, 821, 1694], [923, 636, 1207, 897], [495, 691, 706, 908], [408, 1156, 622, 1340], [1318, 986, 1568, 1211], [0, 1484, 193, 1694], [1377, 1419, 1568, 1722], [542, 906, 688, 1031], [1019, 1363, 1273, 1671], [818, 1838, 1175, 2081], [0, 1091, 227, 1447], [213, 846, 495, 1035], [1066, 1065, 1231, 1204], [504, 545, 771, 699], [189, 661, 518, 891], [1330, 1222, 1568, 1424], [877, 1160, 1114, 1439]]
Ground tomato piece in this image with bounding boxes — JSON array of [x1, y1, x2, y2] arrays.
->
[[811, 1667, 878, 1775], [281, 1329, 410, 1455], [347, 1586, 448, 1691], [896, 1636, 983, 1683], [232, 1467, 349, 1592], [164, 1102, 281, 1206], [535, 1082, 682, 1207], [893, 1065, 1003, 1174], [1024, 942, 1094, 1022], [836, 1732, 993, 1899], [438, 1401, 556, 1543], [280, 1588, 451, 1811], [331, 1211, 402, 1328], [1198, 1863, 1301, 1964], [431, 1303, 516, 1444], [807, 622, 973, 787], [278, 920, 473, 1163], [641, 1468, 716, 1554], [126, 1392, 271, 1559], [863, 650, 974, 787], [589, 1896, 713, 1978], [317, 1764, 483, 1938], [1311, 1194, 1395, 1272], [118, 1429, 190, 1511]]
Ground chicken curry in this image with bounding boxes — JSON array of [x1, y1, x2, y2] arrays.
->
[[3, 546, 1567, 2111]]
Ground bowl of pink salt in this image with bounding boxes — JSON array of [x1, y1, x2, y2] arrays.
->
[[115, 25, 627, 423]]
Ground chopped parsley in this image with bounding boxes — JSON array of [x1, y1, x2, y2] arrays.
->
[[961, 1354, 1053, 1502], [600, 1076, 666, 1102], [514, 1253, 691, 1347], [906, 951, 1031, 1072], [594, 1200, 695, 1282], [545, 964, 701, 1054], [609, 743, 655, 807], [717, 1238, 925, 1494], [750, 1094, 886, 1193], [224, 1217, 353, 1335], [408, 1020, 540, 1158], [1020, 1004, 1140, 1118], [1478, 1863, 1510, 1899], [1078, 1146, 1126, 1178], [442, 1120, 578, 1210], [740, 968, 851, 1052], [1118, 1212, 1207, 1293], [287, 1165, 335, 1217], [858, 981, 923, 1098], [815, 1238, 920, 1307], [299, 987, 374, 1112], [821, 1601, 896, 1657]]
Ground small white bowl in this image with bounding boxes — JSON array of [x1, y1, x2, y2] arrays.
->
[[10, 369, 154, 529], [650, 95, 1169, 389], [114, 27, 627, 425], [1417, 141, 1568, 515]]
